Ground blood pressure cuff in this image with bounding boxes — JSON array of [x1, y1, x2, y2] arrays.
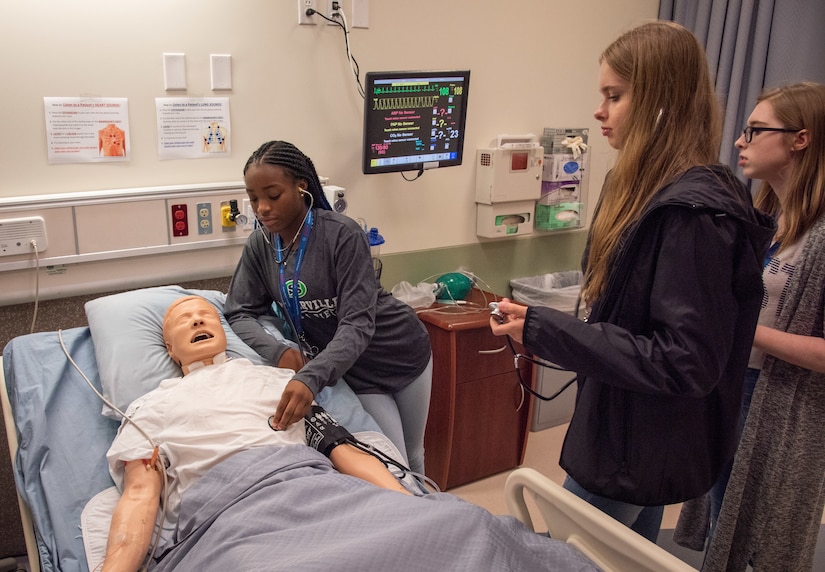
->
[[304, 404, 354, 457]]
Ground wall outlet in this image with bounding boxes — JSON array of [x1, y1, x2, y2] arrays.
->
[[298, 0, 318, 24], [197, 202, 212, 235], [327, 0, 341, 23], [171, 204, 189, 237]]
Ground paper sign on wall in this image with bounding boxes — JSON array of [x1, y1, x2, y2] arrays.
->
[[44, 97, 131, 164], [155, 97, 231, 160]]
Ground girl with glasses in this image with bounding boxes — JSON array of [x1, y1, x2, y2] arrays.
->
[[680, 82, 825, 572]]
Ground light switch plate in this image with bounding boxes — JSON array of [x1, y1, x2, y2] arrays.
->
[[210, 54, 232, 90], [163, 53, 186, 91], [352, 0, 369, 28]]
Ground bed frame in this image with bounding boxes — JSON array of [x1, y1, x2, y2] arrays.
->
[[505, 467, 697, 572]]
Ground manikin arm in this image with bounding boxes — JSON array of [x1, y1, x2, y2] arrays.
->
[[329, 444, 411, 495], [101, 459, 163, 572], [304, 404, 410, 494]]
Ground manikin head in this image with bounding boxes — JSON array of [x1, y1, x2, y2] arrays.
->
[[162, 296, 228, 374]]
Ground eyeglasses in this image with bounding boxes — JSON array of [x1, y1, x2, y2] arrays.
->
[[742, 126, 800, 143]]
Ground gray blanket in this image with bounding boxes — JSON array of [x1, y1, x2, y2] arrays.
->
[[151, 445, 600, 571]]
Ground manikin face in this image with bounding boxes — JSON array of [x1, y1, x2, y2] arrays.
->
[[163, 296, 228, 374], [594, 61, 632, 150], [244, 163, 308, 238], [735, 100, 798, 192]]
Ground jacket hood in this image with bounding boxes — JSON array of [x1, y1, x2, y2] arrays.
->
[[649, 164, 776, 256]]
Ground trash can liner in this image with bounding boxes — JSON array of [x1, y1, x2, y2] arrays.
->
[[509, 270, 582, 314]]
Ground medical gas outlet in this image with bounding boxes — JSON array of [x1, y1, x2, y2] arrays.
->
[[323, 185, 347, 214], [475, 134, 543, 238]]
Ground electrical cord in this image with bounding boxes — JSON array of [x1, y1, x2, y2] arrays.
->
[[306, 8, 365, 99], [306, 7, 434, 185], [336, 10, 365, 99], [400, 167, 425, 181]]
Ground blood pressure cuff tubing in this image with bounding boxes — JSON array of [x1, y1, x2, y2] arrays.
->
[[304, 404, 354, 457]]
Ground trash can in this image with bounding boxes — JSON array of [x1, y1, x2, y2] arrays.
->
[[509, 271, 582, 431], [509, 270, 582, 313]]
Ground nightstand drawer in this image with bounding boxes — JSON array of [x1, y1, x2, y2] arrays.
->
[[455, 327, 515, 382]]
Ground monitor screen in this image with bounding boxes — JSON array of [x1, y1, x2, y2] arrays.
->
[[362, 70, 471, 175]]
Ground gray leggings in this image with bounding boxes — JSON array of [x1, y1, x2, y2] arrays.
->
[[356, 356, 433, 475]]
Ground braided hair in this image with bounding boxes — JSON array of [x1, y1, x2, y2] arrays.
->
[[243, 141, 332, 210]]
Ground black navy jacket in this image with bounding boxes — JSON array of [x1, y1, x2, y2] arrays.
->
[[522, 165, 775, 506]]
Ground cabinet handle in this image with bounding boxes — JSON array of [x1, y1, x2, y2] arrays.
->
[[478, 346, 507, 355]]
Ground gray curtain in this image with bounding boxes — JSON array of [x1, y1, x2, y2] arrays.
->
[[659, 0, 825, 176]]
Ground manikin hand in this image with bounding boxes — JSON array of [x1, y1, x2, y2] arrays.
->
[[277, 347, 305, 372], [270, 379, 313, 430], [489, 298, 527, 344]]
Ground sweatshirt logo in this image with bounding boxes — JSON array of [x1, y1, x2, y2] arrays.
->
[[285, 279, 337, 319], [284, 279, 307, 299]]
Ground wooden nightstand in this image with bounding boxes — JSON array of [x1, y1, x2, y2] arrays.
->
[[418, 289, 533, 490]]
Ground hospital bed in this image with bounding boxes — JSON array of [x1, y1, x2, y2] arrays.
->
[[1, 285, 697, 571]]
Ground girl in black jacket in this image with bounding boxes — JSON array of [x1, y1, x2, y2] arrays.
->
[[490, 21, 775, 542]]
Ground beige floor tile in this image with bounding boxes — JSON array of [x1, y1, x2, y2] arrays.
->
[[449, 422, 683, 530]]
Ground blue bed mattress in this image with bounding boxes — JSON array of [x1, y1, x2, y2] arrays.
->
[[4, 327, 118, 571]]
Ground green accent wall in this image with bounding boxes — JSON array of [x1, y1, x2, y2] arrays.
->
[[378, 230, 588, 297]]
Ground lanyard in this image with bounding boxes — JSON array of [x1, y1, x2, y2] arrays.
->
[[277, 210, 314, 340], [764, 240, 780, 269]]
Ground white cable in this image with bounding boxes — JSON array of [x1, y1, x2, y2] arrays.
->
[[57, 329, 169, 567], [29, 240, 40, 334], [336, 11, 365, 99], [58, 329, 157, 443]]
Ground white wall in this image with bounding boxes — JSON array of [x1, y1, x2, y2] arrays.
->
[[0, 0, 659, 302]]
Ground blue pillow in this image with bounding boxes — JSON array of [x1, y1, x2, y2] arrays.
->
[[85, 285, 263, 418]]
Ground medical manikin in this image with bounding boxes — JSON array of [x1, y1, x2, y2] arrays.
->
[[101, 295, 409, 572]]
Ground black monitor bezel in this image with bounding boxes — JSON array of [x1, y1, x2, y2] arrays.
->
[[361, 69, 471, 175]]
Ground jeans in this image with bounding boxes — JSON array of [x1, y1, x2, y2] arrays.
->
[[563, 476, 664, 542], [356, 356, 433, 475], [708, 366, 761, 544]]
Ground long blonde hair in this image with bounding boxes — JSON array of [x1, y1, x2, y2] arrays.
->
[[752, 82, 825, 249], [583, 21, 722, 304]]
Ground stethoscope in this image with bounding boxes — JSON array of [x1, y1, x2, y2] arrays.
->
[[491, 297, 583, 402], [256, 189, 319, 360]]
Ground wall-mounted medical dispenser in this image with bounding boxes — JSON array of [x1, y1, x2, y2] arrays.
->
[[475, 134, 543, 238], [535, 128, 590, 232]]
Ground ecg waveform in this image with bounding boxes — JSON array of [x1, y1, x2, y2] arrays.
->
[[372, 96, 439, 111]]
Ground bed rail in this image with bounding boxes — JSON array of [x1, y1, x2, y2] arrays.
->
[[505, 468, 697, 572]]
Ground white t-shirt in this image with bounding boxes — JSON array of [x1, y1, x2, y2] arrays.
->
[[106, 356, 305, 526], [749, 234, 809, 369]]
